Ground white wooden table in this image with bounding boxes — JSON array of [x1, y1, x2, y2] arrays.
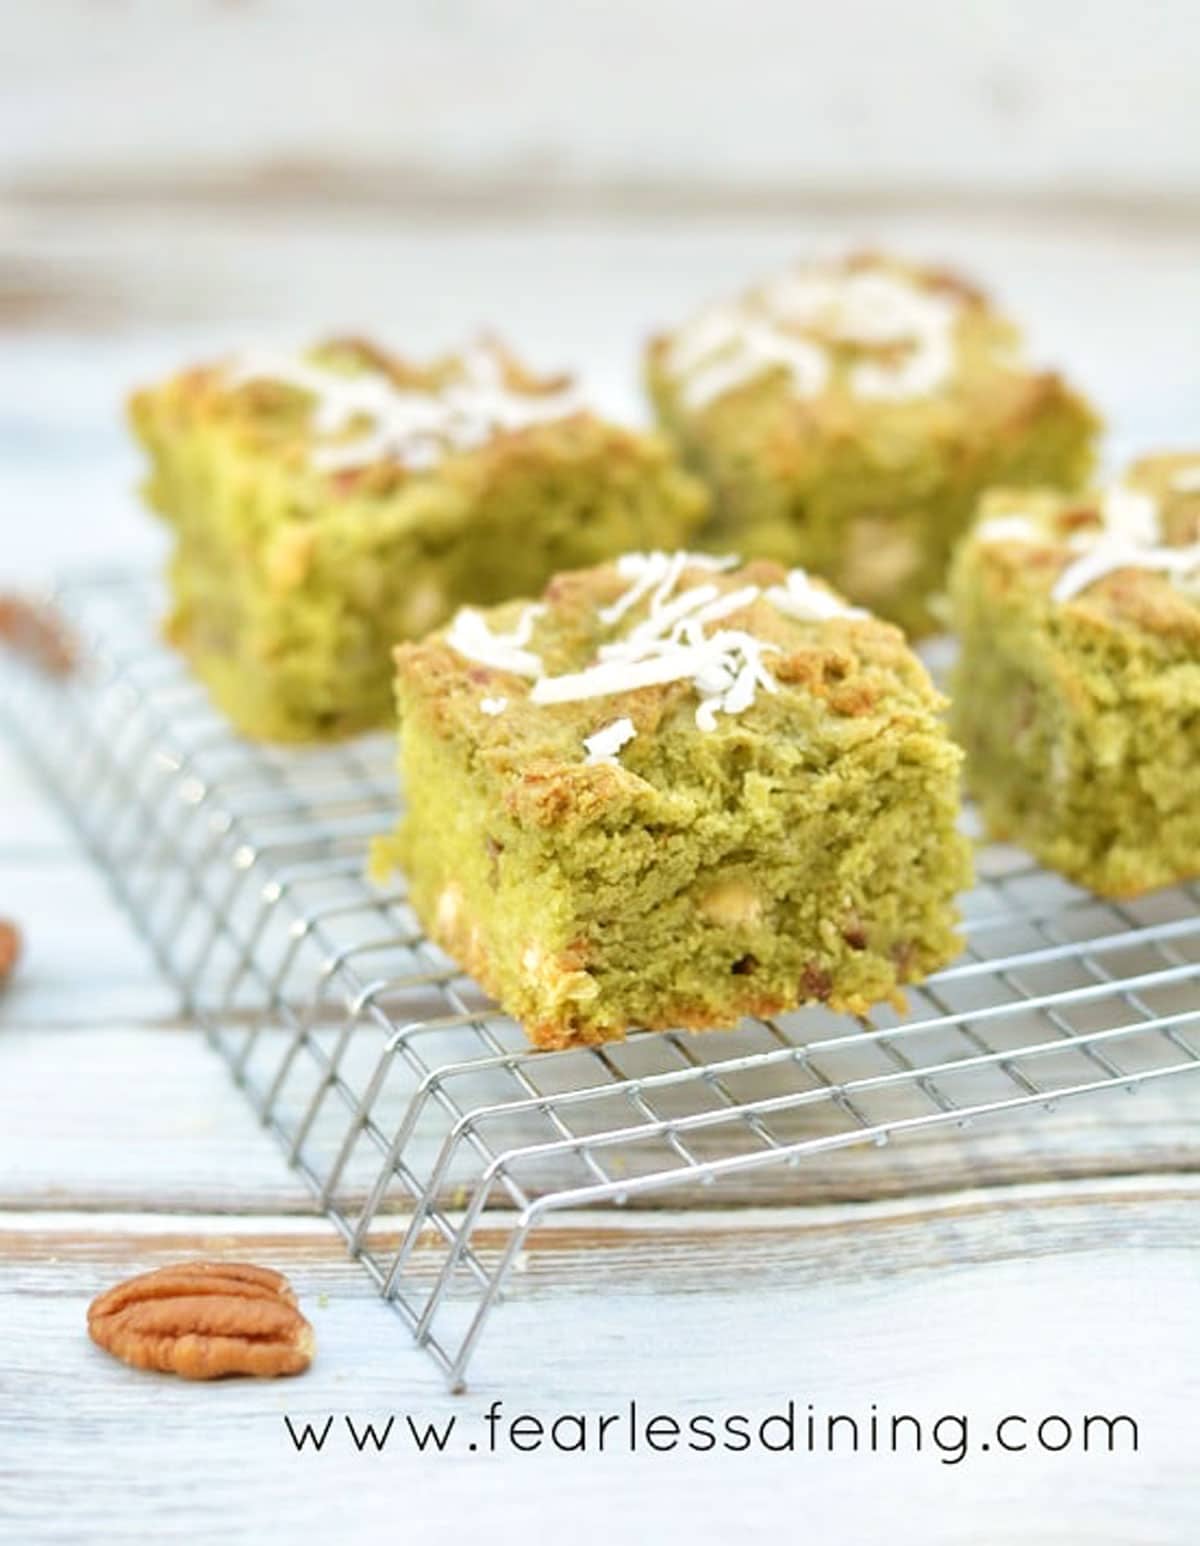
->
[[2, 215, 1199, 1546]]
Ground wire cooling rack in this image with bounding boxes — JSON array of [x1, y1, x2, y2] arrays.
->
[[3, 570, 1199, 1389]]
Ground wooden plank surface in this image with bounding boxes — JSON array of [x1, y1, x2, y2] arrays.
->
[[6, 1, 1200, 202], [2, 1183, 1198, 1546]]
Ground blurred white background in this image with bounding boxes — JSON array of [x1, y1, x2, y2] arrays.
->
[[6, 0, 1200, 201]]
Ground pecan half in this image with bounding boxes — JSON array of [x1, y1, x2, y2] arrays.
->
[[0, 593, 76, 676], [0, 919, 20, 982], [87, 1262, 315, 1380]]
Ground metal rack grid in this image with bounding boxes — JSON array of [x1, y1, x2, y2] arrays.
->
[[3, 569, 1200, 1390]]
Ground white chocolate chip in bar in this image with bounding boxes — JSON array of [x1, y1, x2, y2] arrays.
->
[[698, 877, 764, 927]]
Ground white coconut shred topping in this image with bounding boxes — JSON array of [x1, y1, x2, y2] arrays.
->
[[226, 341, 581, 473], [765, 567, 869, 622], [531, 552, 788, 734], [666, 265, 963, 412], [596, 550, 739, 626], [1052, 539, 1200, 602], [1099, 484, 1161, 547], [446, 603, 545, 677], [582, 717, 637, 766], [977, 484, 1200, 604], [443, 552, 864, 756], [1050, 483, 1200, 602], [479, 696, 508, 716]]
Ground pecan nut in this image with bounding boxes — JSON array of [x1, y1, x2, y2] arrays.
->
[[0, 919, 20, 982], [0, 593, 76, 676], [87, 1261, 315, 1380]]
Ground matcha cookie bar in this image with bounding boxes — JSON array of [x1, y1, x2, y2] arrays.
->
[[131, 338, 708, 740], [645, 252, 1099, 634], [374, 551, 972, 1049], [948, 454, 1200, 897]]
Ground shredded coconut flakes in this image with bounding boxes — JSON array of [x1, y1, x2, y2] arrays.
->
[[582, 717, 637, 766], [444, 552, 861, 737], [975, 486, 1200, 605], [1044, 482, 1199, 603], [667, 265, 963, 412], [764, 568, 867, 622], [445, 604, 545, 677], [1100, 484, 1161, 547], [226, 342, 581, 473], [1052, 540, 1200, 602]]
